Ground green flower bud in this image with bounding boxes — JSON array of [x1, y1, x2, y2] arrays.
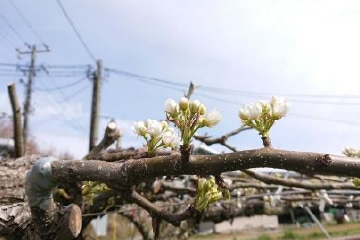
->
[[195, 177, 225, 211]]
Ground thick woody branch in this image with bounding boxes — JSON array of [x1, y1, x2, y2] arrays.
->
[[95, 149, 177, 162], [24, 148, 360, 237], [242, 169, 359, 190], [25, 157, 81, 239], [51, 149, 360, 187]]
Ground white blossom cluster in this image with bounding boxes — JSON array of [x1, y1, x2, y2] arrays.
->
[[238, 96, 289, 137], [343, 147, 360, 158], [164, 97, 222, 147], [133, 119, 180, 154]]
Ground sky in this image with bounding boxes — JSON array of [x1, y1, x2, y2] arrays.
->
[[1, 0, 360, 159]]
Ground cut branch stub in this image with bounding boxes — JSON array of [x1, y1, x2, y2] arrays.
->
[[25, 156, 82, 239]]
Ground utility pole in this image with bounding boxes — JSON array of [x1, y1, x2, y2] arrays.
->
[[89, 59, 102, 151], [17, 44, 50, 145]]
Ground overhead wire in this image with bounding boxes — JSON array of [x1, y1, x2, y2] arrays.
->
[[7, 0, 44, 43], [0, 28, 17, 53], [107, 67, 360, 105], [106, 68, 185, 92], [0, 62, 23, 67], [45, 64, 92, 69], [2, 61, 359, 126], [54, 81, 92, 104], [106, 67, 360, 126], [0, 11, 25, 43], [35, 76, 90, 133], [0, 62, 91, 78], [33, 77, 87, 91], [56, 0, 97, 62]]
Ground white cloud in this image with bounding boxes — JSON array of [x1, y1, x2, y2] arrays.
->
[[32, 92, 85, 121]]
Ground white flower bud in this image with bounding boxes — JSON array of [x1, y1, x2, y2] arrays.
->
[[189, 100, 201, 114], [146, 119, 162, 137], [198, 104, 207, 115], [179, 97, 189, 111], [132, 121, 147, 136], [270, 96, 289, 119], [259, 100, 271, 113], [164, 98, 179, 118], [162, 130, 180, 148], [203, 109, 222, 127], [238, 103, 262, 121]]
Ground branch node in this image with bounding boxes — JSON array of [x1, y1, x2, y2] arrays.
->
[[261, 136, 272, 148], [317, 154, 332, 167], [180, 145, 191, 163]]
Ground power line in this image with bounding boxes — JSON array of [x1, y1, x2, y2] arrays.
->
[[7, 0, 44, 43], [0, 11, 25, 43], [1, 62, 360, 105], [110, 72, 184, 93], [58, 82, 91, 103], [107, 67, 360, 105], [105, 67, 360, 126], [0, 62, 23, 67], [37, 74, 90, 105], [34, 77, 87, 91], [106, 68, 187, 88], [0, 62, 92, 72], [56, 0, 96, 62], [0, 62, 92, 79], [46, 64, 92, 69], [36, 77, 90, 133], [288, 113, 360, 126], [0, 28, 17, 51]]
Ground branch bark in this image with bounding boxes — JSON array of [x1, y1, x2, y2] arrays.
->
[[84, 120, 122, 160], [21, 147, 360, 239], [242, 169, 359, 190], [51, 149, 360, 187]]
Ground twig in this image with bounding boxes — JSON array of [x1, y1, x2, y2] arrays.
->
[[194, 125, 251, 152], [122, 189, 198, 227]]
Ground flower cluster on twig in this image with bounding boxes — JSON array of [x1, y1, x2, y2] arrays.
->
[[238, 96, 289, 137], [164, 97, 222, 148], [133, 119, 180, 154]]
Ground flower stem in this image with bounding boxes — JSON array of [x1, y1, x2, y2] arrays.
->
[[261, 136, 272, 148]]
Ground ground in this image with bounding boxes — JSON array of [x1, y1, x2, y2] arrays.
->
[[189, 222, 360, 240]]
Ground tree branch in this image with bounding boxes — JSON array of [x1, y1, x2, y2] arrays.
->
[[84, 120, 122, 160], [242, 169, 359, 190], [51, 149, 360, 187], [194, 125, 252, 152]]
